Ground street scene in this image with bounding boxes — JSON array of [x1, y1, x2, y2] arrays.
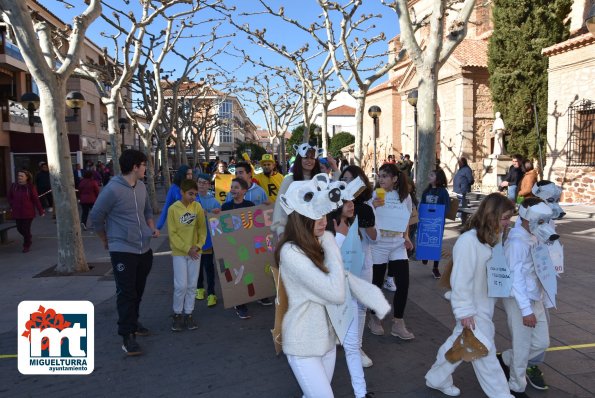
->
[[1, 0, 595, 397]]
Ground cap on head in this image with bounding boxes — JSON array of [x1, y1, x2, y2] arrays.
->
[[261, 154, 275, 164]]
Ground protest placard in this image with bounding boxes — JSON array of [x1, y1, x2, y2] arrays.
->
[[532, 244, 557, 307], [341, 217, 364, 277], [416, 204, 445, 261], [210, 204, 277, 308], [214, 173, 233, 204], [487, 242, 513, 298], [375, 198, 410, 232]]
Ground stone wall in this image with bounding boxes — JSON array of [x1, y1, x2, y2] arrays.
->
[[549, 166, 595, 203]]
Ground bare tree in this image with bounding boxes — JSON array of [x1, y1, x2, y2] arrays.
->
[[385, 0, 476, 192], [0, 0, 102, 273]]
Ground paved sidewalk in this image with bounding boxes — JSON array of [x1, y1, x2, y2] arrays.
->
[[0, 188, 593, 397]]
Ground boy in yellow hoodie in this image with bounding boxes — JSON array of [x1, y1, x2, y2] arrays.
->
[[167, 179, 207, 331]]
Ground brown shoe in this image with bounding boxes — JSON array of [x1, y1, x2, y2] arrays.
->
[[391, 318, 415, 340], [367, 314, 385, 336]]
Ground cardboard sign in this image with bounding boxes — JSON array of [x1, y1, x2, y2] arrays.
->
[[375, 197, 410, 232], [341, 217, 364, 277], [532, 243, 557, 307], [210, 204, 277, 308], [416, 204, 445, 261], [487, 242, 512, 298], [325, 286, 354, 346], [548, 240, 564, 274], [214, 174, 233, 204]]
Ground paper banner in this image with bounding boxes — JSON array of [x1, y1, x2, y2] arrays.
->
[[375, 197, 410, 232], [415, 203, 445, 261], [210, 204, 277, 308], [214, 173, 233, 204], [548, 240, 564, 274], [325, 286, 354, 346], [532, 243, 557, 307], [487, 241, 512, 298], [341, 217, 364, 277]]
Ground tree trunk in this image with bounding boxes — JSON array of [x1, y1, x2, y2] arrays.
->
[[40, 80, 89, 273], [105, 101, 121, 174], [161, 143, 171, 190], [280, 136, 287, 174], [353, 95, 365, 167], [321, 103, 329, 156], [416, 69, 438, 201], [140, 137, 159, 214]]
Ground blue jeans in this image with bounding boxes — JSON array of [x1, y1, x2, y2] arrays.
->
[[507, 185, 517, 201]]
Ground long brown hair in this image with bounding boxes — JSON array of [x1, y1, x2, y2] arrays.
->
[[274, 212, 327, 273], [463, 192, 515, 247], [378, 163, 409, 202]]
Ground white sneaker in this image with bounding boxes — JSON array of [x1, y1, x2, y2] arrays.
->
[[443, 291, 452, 301], [48, 207, 53, 212], [426, 380, 461, 396], [360, 349, 373, 368], [383, 276, 396, 292]]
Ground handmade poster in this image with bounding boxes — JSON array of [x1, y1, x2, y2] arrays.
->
[[210, 204, 277, 308], [548, 240, 564, 274], [325, 285, 354, 345], [214, 173, 233, 204], [486, 242, 513, 298], [375, 195, 410, 232], [532, 244, 557, 307], [415, 204, 445, 261], [341, 217, 364, 277]]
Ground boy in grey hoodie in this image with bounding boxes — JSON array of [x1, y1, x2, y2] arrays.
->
[[90, 150, 159, 356]]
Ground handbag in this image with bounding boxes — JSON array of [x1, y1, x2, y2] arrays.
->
[[445, 197, 459, 221]]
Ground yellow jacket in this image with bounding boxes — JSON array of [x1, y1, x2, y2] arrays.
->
[[254, 172, 284, 202], [167, 200, 207, 257]]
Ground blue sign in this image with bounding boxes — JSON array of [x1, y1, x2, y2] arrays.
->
[[341, 217, 364, 277], [416, 204, 445, 261]]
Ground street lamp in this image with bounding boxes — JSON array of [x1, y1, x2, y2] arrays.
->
[[119, 117, 128, 151], [21, 91, 85, 126], [586, 4, 595, 37], [367, 105, 381, 177], [407, 89, 419, 183]]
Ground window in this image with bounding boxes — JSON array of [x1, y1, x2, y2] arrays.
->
[[219, 99, 232, 119], [219, 124, 232, 143], [568, 100, 595, 166], [87, 102, 95, 123]]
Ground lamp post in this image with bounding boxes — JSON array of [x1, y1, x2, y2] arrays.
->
[[407, 90, 419, 183], [586, 4, 595, 37], [367, 105, 381, 178], [21, 91, 85, 126], [119, 117, 128, 152]]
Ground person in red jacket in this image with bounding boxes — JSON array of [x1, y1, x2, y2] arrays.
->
[[78, 170, 100, 230], [7, 170, 45, 253]]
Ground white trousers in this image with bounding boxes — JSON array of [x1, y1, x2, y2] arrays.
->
[[425, 319, 513, 398], [287, 347, 336, 398], [172, 255, 201, 314], [502, 298, 549, 392], [344, 298, 367, 398], [358, 258, 373, 347]]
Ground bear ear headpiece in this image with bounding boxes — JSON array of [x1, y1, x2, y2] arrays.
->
[[329, 177, 366, 201], [279, 173, 342, 220], [293, 143, 324, 158]]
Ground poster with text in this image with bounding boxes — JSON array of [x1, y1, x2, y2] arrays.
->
[[210, 204, 277, 308], [214, 174, 233, 204], [375, 199, 410, 232], [415, 204, 445, 261], [487, 242, 512, 298], [532, 244, 557, 308]]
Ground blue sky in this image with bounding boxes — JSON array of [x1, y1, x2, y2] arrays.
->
[[40, 0, 400, 129]]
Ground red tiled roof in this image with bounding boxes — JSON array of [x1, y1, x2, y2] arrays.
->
[[161, 80, 225, 97], [328, 105, 356, 116], [451, 38, 488, 68], [542, 32, 595, 56]]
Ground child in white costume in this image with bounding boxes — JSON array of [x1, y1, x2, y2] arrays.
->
[[501, 198, 558, 395], [425, 193, 515, 398], [276, 174, 389, 398]]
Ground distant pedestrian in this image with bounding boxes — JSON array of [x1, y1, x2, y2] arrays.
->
[[453, 157, 474, 212], [35, 162, 53, 212], [500, 154, 525, 202], [90, 149, 159, 356], [8, 170, 45, 253], [78, 170, 100, 230], [167, 179, 207, 332], [517, 160, 538, 202]]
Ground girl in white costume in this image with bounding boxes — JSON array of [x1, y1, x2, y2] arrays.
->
[[425, 193, 515, 397]]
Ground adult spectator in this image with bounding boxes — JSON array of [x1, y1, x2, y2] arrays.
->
[[156, 165, 193, 230], [8, 170, 44, 253], [254, 154, 284, 203], [35, 162, 53, 212], [500, 154, 525, 202], [214, 160, 230, 176], [453, 157, 474, 210], [517, 160, 538, 201], [78, 170, 100, 231], [224, 161, 268, 205], [90, 149, 159, 356], [73, 163, 84, 188], [397, 154, 413, 178]]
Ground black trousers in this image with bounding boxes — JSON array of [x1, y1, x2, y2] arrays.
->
[[80, 203, 93, 225], [109, 250, 153, 336], [15, 218, 33, 247], [372, 259, 410, 318], [197, 252, 215, 296]]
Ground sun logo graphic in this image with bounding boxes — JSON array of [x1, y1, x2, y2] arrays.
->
[[18, 301, 94, 375]]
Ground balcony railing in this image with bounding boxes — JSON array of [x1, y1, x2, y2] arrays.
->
[[1, 99, 30, 126], [3, 41, 25, 63]]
